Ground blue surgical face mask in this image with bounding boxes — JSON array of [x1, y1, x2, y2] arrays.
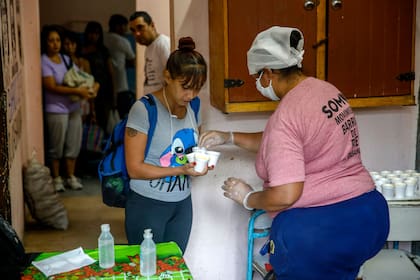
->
[[255, 72, 280, 101]]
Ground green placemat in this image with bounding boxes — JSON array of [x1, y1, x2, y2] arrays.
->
[[21, 242, 193, 280]]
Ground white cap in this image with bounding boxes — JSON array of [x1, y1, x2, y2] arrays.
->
[[101, 224, 110, 231], [144, 228, 153, 238], [247, 26, 305, 75]]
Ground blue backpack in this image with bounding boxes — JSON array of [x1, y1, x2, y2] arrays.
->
[[98, 93, 200, 208]]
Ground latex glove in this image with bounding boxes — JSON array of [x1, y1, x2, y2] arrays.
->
[[221, 177, 255, 210], [199, 130, 232, 149]]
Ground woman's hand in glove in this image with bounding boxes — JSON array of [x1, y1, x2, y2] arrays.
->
[[221, 177, 255, 210], [199, 130, 232, 149]]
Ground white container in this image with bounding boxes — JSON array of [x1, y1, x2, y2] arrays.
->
[[404, 179, 416, 197], [194, 153, 210, 172], [186, 152, 195, 163], [381, 183, 394, 200], [140, 229, 156, 276], [206, 150, 221, 167], [392, 170, 403, 176], [380, 170, 391, 177], [394, 182, 406, 199], [98, 224, 115, 268]]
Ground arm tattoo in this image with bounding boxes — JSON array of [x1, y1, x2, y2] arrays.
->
[[126, 127, 139, 137]]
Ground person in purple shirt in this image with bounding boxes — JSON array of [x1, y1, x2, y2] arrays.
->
[[41, 25, 99, 191]]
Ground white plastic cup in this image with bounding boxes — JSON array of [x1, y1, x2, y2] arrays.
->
[[394, 182, 406, 199], [374, 178, 388, 193], [192, 146, 207, 154], [381, 183, 394, 200], [387, 174, 398, 180], [391, 177, 403, 184], [400, 173, 410, 180], [380, 170, 391, 177], [393, 170, 403, 176], [194, 153, 209, 172], [206, 150, 221, 167], [404, 179, 416, 197], [371, 174, 382, 181], [186, 152, 195, 163]]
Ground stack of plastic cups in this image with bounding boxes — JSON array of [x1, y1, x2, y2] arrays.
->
[[371, 169, 420, 200]]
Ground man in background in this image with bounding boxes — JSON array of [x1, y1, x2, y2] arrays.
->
[[104, 14, 136, 118], [129, 11, 170, 95]]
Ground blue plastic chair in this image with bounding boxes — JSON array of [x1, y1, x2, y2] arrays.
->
[[247, 209, 272, 280]]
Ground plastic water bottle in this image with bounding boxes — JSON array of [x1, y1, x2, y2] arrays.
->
[[140, 228, 156, 276], [98, 224, 115, 268]]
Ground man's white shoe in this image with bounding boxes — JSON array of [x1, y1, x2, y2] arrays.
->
[[67, 175, 83, 190], [53, 176, 65, 192]]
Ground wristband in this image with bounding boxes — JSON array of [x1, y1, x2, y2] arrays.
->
[[243, 190, 257, 211]]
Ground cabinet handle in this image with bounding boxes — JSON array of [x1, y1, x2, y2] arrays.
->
[[331, 0, 343, 10], [304, 0, 317, 11], [224, 79, 244, 88], [312, 38, 328, 49]]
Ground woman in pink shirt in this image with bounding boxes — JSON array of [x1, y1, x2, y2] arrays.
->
[[200, 26, 389, 279]]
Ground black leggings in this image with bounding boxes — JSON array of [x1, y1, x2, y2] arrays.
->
[[125, 190, 192, 253]]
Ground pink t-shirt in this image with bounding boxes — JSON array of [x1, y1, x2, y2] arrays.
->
[[255, 77, 374, 216]]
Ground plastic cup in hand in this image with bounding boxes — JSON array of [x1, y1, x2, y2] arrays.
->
[[206, 151, 221, 167], [394, 182, 406, 199], [186, 152, 195, 163], [381, 183, 394, 200], [194, 153, 209, 172], [192, 146, 207, 154]]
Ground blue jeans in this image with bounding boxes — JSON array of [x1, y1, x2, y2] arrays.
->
[[269, 190, 389, 280]]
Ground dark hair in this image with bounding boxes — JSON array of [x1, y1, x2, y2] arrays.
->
[[62, 29, 83, 56], [274, 30, 303, 76], [84, 21, 104, 46], [40, 24, 64, 54], [166, 37, 207, 91], [109, 14, 128, 31], [129, 11, 152, 24], [290, 30, 302, 50]]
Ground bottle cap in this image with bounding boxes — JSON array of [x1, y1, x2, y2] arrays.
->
[[143, 228, 153, 238], [101, 224, 110, 232]]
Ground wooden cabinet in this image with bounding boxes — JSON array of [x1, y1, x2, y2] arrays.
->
[[208, 0, 416, 113]]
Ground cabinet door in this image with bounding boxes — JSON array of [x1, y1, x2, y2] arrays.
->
[[209, 0, 416, 113], [327, 0, 415, 100], [227, 0, 318, 102], [209, 0, 317, 112]]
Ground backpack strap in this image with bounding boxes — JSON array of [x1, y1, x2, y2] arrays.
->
[[139, 94, 157, 157], [60, 53, 73, 70], [190, 97, 200, 122]]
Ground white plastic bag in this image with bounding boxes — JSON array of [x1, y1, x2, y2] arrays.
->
[[23, 152, 69, 230]]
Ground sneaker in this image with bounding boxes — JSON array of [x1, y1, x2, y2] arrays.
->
[[67, 175, 83, 190], [53, 176, 65, 192]]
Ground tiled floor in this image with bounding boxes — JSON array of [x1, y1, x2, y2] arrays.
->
[[23, 176, 127, 253]]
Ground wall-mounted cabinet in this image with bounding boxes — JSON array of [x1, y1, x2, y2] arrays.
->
[[209, 0, 416, 113]]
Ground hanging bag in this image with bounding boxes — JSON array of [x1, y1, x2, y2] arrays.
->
[[82, 120, 106, 153], [61, 54, 95, 102]]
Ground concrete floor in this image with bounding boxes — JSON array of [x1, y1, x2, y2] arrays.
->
[[23, 176, 127, 253]]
